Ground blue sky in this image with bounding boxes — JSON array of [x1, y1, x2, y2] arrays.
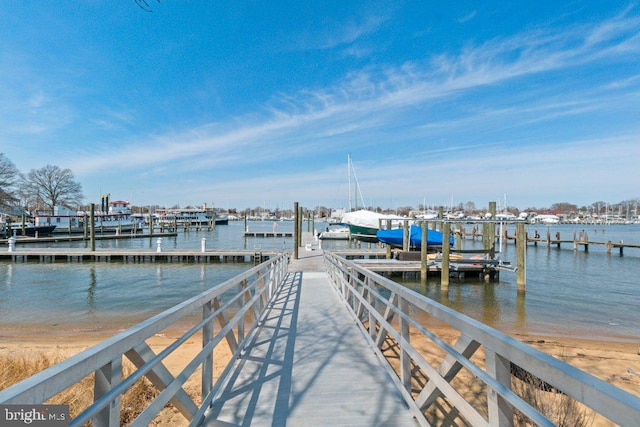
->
[[1, 1, 639, 211]]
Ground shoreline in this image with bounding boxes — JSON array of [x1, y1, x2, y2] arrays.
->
[[2, 322, 639, 396]]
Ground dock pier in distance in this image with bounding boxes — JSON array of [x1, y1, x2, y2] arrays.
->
[[0, 248, 278, 264]]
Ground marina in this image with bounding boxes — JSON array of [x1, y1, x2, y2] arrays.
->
[[1, 220, 640, 341], [1, 233, 638, 426]]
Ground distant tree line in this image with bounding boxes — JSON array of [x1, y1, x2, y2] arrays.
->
[[0, 153, 83, 216], [2, 152, 638, 219]]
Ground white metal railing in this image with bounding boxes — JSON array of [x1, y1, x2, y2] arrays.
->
[[324, 251, 640, 426], [0, 253, 289, 426]]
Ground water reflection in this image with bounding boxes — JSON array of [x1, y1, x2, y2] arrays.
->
[[516, 292, 526, 329], [481, 283, 499, 326], [86, 266, 97, 314]]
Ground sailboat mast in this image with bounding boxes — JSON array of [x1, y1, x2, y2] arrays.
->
[[348, 154, 352, 211], [347, 154, 367, 211]]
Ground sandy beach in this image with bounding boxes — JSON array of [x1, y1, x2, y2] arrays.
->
[[1, 321, 639, 426]]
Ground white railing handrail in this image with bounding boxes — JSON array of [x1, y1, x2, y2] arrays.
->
[[324, 251, 640, 426], [0, 253, 289, 426]]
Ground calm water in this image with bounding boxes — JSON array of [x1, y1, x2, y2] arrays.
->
[[1, 221, 639, 341]]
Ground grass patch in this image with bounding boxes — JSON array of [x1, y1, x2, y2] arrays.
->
[[0, 351, 160, 425]]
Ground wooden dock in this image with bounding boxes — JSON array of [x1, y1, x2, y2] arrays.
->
[[352, 258, 511, 278], [243, 230, 293, 238], [0, 231, 177, 245], [203, 238, 417, 425], [459, 226, 640, 255], [0, 248, 278, 263]]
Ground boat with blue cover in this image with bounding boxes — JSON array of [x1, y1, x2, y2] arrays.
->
[[376, 225, 454, 249]]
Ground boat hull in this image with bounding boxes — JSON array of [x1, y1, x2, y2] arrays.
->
[[9, 225, 57, 237], [376, 225, 453, 248], [319, 227, 350, 240], [215, 216, 229, 225], [347, 225, 379, 243]]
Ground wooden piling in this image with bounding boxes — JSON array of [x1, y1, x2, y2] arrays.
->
[[441, 222, 450, 290], [293, 202, 299, 260], [90, 204, 96, 252], [488, 202, 496, 258], [298, 206, 303, 249], [516, 222, 526, 293], [420, 224, 428, 280], [386, 220, 392, 259], [402, 220, 409, 252]]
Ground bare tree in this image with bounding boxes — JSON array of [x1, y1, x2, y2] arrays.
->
[[0, 153, 21, 206], [22, 165, 83, 211]]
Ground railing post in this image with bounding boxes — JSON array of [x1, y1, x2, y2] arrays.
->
[[202, 300, 213, 399], [93, 356, 122, 427], [398, 296, 411, 393], [486, 349, 513, 426], [237, 281, 246, 343], [367, 277, 376, 340]]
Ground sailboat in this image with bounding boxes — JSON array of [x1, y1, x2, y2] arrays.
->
[[340, 155, 404, 243]]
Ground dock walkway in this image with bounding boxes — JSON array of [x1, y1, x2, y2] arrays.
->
[[203, 235, 417, 426]]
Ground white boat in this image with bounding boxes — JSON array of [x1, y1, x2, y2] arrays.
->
[[155, 205, 216, 226], [530, 214, 561, 224], [34, 201, 143, 234], [319, 226, 350, 240], [495, 211, 518, 221]]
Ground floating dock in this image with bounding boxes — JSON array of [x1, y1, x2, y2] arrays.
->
[[243, 231, 293, 238], [0, 248, 278, 264], [0, 231, 177, 245]]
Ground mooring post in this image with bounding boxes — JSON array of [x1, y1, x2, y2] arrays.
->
[[420, 224, 428, 280], [386, 219, 392, 259], [90, 203, 96, 252], [516, 222, 526, 293], [488, 201, 496, 259], [441, 222, 450, 291], [293, 202, 299, 260], [298, 206, 303, 249], [402, 220, 409, 252]]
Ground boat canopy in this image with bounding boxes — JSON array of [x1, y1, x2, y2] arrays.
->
[[341, 209, 406, 229]]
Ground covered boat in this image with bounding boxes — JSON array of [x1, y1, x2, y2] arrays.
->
[[342, 210, 406, 243], [376, 225, 454, 249]]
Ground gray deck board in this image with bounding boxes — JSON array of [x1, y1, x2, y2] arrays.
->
[[202, 237, 417, 426]]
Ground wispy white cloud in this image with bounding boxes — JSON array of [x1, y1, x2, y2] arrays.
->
[[457, 11, 477, 24], [68, 10, 640, 182], [5, 7, 640, 208]]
